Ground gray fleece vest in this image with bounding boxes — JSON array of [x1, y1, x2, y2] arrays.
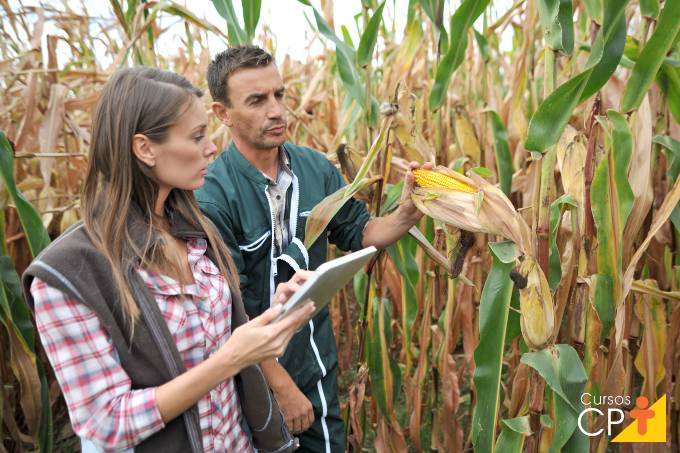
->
[[21, 209, 296, 453]]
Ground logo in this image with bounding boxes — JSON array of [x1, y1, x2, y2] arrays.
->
[[577, 393, 666, 443], [611, 395, 666, 443]]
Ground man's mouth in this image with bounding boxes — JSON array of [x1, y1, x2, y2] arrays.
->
[[265, 124, 286, 134]]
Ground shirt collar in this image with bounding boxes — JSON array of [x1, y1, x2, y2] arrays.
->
[[263, 147, 292, 185]]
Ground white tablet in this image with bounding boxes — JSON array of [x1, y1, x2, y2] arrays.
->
[[277, 246, 379, 320]]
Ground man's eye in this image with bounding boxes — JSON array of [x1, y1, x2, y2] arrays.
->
[[275, 92, 284, 99]]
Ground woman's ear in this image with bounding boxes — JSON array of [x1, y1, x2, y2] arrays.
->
[[132, 134, 156, 167], [212, 102, 232, 127]]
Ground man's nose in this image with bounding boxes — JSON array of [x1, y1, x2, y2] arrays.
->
[[267, 98, 286, 119]]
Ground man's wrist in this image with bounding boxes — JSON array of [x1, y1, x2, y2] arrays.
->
[[262, 359, 295, 393], [397, 201, 423, 225]]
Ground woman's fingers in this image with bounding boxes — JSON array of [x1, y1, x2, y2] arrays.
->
[[250, 304, 283, 327], [291, 270, 313, 285], [274, 302, 315, 334]]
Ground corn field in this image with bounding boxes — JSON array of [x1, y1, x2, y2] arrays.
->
[[1, 0, 680, 451]]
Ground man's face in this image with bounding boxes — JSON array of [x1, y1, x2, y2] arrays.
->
[[223, 64, 287, 150]]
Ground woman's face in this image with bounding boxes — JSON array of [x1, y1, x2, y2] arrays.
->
[[135, 96, 217, 192]]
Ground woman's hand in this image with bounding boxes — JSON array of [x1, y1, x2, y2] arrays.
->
[[219, 270, 315, 371], [272, 270, 314, 306]]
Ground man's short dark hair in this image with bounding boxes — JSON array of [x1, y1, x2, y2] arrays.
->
[[207, 45, 274, 106]]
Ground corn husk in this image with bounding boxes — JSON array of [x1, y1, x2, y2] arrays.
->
[[411, 166, 534, 256], [517, 255, 555, 349]]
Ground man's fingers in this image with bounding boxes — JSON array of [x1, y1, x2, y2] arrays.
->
[[304, 408, 315, 431], [423, 161, 434, 169]]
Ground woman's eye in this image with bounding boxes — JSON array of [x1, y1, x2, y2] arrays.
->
[[192, 135, 204, 143]]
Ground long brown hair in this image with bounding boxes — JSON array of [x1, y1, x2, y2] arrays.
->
[[82, 66, 239, 326]]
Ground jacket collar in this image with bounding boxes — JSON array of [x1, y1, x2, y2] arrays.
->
[[126, 201, 207, 264]]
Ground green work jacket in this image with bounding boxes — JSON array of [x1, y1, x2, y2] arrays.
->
[[196, 142, 370, 393]]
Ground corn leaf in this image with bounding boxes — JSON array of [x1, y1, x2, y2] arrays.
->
[[304, 122, 389, 248], [521, 345, 588, 453], [386, 235, 418, 372], [591, 273, 614, 342], [471, 240, 516, 453], [640, 0, 660, 17], [241, 0, 261, 42], [212, 0, 247, 45], [428, 0, 491, 111], [633, 280, 666, 392], [621, 0, 680, 112], [653, 135, 680, 232], [624, 176, 680, 298], [356, 1, 385, 67], [658, 64, 680, 124], [591, 111, 634, 307], [582, 0, 603, 23], [548, 194, 578, 289], [366, 297, 401, 417], [0, 133, 50, 257], [538, 0, 574, 53], [494, 416, 531, 453], [488, 111, 513, 197], [525, 0, 628, 151], [0, 257, 52, 451]]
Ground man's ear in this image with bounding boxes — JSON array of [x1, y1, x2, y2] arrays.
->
[[132, 134, 156, 167], [212, 102, 232, 127]]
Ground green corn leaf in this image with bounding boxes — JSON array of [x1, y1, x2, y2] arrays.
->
[[472, 241, 516, 452], [525, 0, 628, 151], [311, 7, 355, 58], [357, 1, 386, 67], [0, 133, 50, 257], [212, 0, 247, 45], [640, 0, 660, 17], [582, 0, 603, 23], [0, 257, 53, 451], [488, 111, 513, 197], [428, 0, 491, 111], [336, 45, 365, 106], [657, 64, 680, 124], [591, 274, 614, 342], [304, 123, 389, 248], [591, 111, 634, 307], [521, 345, 588, 453], [419, 0, 440, 24], [366, 297, 401, 416], [538, 0, 574, 54], [548, 194, 578, 289], [386, 234, 418, 371], [474, 29, 491, 61], [621, 0, 680, 112], [495, 416, 531, 453], [241, 0, 261, 42]]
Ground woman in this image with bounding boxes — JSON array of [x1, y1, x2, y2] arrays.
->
[[21, 67, 314, 453]]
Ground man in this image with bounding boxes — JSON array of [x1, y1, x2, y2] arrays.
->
[[196, 45, 428, 453]]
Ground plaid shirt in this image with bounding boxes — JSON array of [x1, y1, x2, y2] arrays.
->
[[31, 238, 254, 452]]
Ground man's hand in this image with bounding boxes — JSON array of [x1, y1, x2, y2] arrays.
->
[[399, 161, 434, 219], [262, 359, 315, 433]]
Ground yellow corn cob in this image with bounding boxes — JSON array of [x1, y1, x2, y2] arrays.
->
[[412, 169, 477, 193]]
